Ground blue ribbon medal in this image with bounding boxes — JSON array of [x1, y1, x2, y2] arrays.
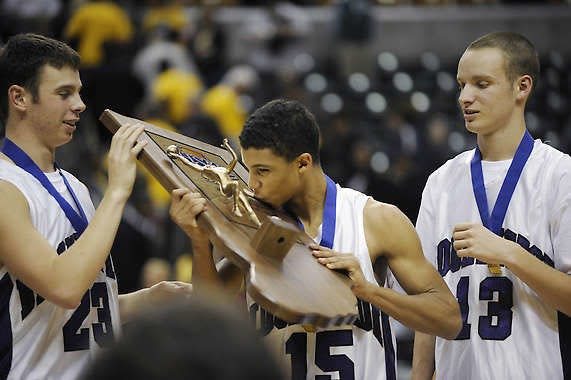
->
[[470, 131, 534, 274]]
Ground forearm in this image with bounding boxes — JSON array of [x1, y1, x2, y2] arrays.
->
[[52, 190, 127, 301], [191, 239, 224, 291], [352, 282, 460, 339], [412, 331, 436, 380], [506, 245, 571, 316], [118, 288, 149, 323]]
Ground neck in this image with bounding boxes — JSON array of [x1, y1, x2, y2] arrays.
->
[[285, 169, 327, 234], [5, 129, 56, 172], [477, 124, 527, 162]]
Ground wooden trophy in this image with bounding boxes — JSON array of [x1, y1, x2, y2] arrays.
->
[[100, 110, 357, 327]]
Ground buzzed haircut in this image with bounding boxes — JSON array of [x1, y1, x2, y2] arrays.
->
[[467, 31, 540, 89]]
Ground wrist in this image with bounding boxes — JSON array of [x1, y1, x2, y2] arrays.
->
[[350, 279, 370, 299], [105, 187, 131, 204], [503, 242, 525, 270]]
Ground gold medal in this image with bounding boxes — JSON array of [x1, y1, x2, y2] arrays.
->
[[302, 324, 317, 333], [488, 264, 502, 275]]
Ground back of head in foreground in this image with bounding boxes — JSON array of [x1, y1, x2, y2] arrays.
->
[[81, 295, 284, 380]]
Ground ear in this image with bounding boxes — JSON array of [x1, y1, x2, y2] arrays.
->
[[296, 153, 313, 173], [515, 75, 533, 102], [8, 85, 28, 112]]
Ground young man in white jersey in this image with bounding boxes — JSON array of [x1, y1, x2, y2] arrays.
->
[[412, 32, 571, 380], [0, 34, 192, 379], [169, 98, 461, 380]]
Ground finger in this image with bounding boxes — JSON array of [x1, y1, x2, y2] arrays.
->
[[124, 123, 145, 140], [172, 188, 191, 198], [131, 139, 147, 156], [452, 229, 471, 240], [312, 249, 333, 258], [453, 241, 470, 256], [182, 193, 208, 207], [453, 223, 475, 233], [321, 260, 350, 270]]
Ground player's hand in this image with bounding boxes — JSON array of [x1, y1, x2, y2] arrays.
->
[[452, 223, 518, 266], [106, 123, 147, 201], [145, 281, 193, 306], [170, 188, 209, 241], [311, 244, 367, 287]]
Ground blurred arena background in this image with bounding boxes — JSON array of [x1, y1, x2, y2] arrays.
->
[[2, 0, 570, 377]]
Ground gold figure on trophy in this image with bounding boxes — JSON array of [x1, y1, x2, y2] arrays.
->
[[167, 139, 261, 227]]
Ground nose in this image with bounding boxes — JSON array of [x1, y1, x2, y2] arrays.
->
[[248, 175, 260, 193], [458, 85, 474, 107], [72, 94, 86, 114]]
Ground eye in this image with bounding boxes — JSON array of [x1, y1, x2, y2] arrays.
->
[[256, 168, 269, 176], [58, 91, 71, 99], [477, 81, 489, 89]]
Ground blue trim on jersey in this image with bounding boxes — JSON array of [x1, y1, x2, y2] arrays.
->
[[558, 311, 571, 379], [286, 175, 337, 247], [320, 175, 337, 249], [381, 311, 396, 380], [0, 273, 14, 379]]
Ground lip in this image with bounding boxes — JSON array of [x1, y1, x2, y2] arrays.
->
[[463, 110, 478, 122], [63, 120, 78, 129]]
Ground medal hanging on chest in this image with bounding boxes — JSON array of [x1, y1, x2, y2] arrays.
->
[[470, 131, 534, 274]]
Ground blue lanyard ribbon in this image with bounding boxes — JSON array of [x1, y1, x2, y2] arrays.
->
[[470, 131, 534, 235], [288, 175, 337, 249], [319, 175, 337, 249], [0, 138, 88, 234]]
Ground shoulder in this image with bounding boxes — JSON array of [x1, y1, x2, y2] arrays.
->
[[425, 149, 474, 188], [336, 184, 369, 203], [528, 141, 571, 186], [363, 199, 417, 258], [364, 199, 412, 232], [0, 159, 35, 196], [531, 140, 571, 168], [0, 159, 32, 208], [0, 179, 32, 230]]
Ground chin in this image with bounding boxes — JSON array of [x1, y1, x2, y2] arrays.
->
[[464, 122, 483, 134]]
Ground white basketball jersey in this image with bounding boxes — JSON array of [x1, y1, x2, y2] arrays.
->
[[416, 139, 571, 380], [248, 184, 397, 380], [0, 161, 121, 380]]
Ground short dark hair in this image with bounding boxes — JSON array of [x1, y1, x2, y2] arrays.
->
[[467, 31, 539, 89], [81, 296, 284, 380], [0, 33, 81, 123], [239, 99, 321, 163]]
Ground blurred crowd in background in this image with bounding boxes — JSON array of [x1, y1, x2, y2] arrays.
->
[[1, 2, 570, 369]]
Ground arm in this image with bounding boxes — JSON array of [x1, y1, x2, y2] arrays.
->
[[411, 332, 436, 380], [0, 125, 146, 309], [118, 280, 193, 323], [314, 200, 461, 339], [169, 188, 243, 293], [453, 223, 571, 316]]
